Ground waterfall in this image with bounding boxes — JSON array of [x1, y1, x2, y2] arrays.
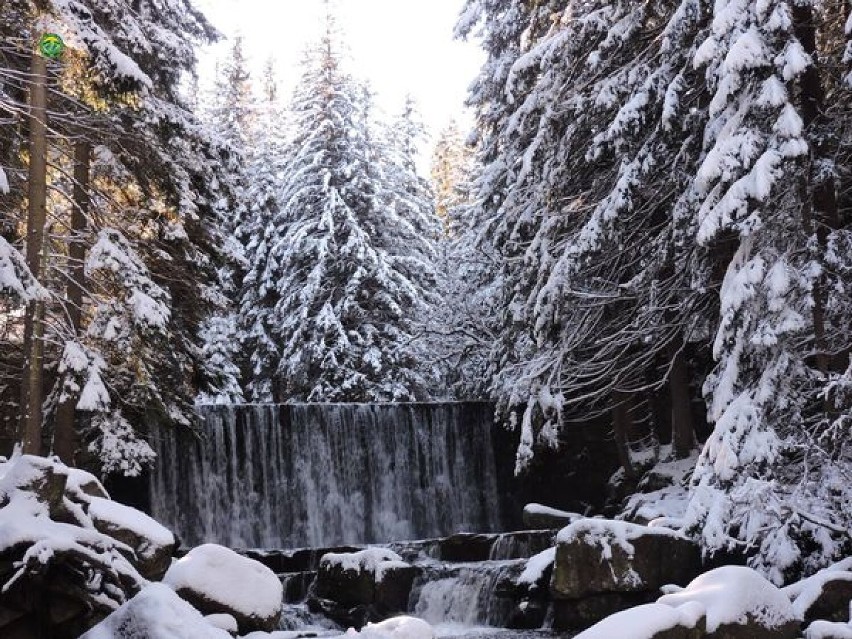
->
[[149, 403, 503, 549], [409, 561, 524, 628]]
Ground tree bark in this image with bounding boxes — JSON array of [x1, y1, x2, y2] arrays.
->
[[54, 139, 90, 465], [669, 342, 695, 459], [18, 50, 48, 455], [612, 390, 639, 480]]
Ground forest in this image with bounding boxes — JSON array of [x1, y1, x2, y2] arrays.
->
[[1, 1, 852, 638]]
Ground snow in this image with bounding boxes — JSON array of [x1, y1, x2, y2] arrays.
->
[[783, 558, 852, 619], [321, 548, 409, 582], [65, 467, 109, 500], [346, 616, 434, 639], [523, 503, 579, 520], [574, 601, 706, 639], [517, 547, 555, 586], [556, 519, 685, 559], [806, 620, 852, 639], [205, 613, 239, 634], [0, 237, 45, 302], [657, 566, 799, 633], [0, 454, 143, 608], [81, 583, 232, 639], [163, 544, 283, 621], [88, 496, 175, 550], [0, 166, 8, 194]]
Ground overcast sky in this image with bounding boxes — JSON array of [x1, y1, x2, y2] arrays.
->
[[193, 0, 484, 144]]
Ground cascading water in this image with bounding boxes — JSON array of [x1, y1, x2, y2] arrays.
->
[[149, 402, 503, 549], [410, 561, 525, 628]]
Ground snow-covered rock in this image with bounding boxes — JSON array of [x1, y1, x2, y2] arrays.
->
[[523, 503, 582, 529], [163, 543, 283, 633], [784, 558, 852, 623], [574, 601, 706, 639], [81, 583, 232, 639], [553, 519, 701, 599], [0, 454, 146, 637], [205, 612, 239, 636], [805, 619, 852, 639], [517, 546, 556, 589], [312, 548, 416, 628], [347, 615, 434, 639], [658, 566, 800, 638], [88, 496, 175, 579]]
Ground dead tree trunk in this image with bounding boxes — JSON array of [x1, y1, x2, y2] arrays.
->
[[54, 139, 90, 465], [19, 50, 48, 455]]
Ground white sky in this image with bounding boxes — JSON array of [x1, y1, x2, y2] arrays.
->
[[193, 0, 484, 146]]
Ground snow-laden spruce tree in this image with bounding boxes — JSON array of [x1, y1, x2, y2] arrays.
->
[[243, 17, 432, 402], [459, 0, 712, 470], [236, 60, 293, 402], [683, 0, 852, 582]]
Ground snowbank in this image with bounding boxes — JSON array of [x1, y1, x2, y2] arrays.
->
[[574, 601, 706, 639], [81, 583, 232, 639], [163, 543, 283, 628], [657, 566, 799, 633]]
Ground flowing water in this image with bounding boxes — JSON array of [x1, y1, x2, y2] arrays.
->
[[149, 403, 503, 548]]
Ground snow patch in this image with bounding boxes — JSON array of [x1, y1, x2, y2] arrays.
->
[[575, 601, 706, 639], [517, 547, 555, 586]]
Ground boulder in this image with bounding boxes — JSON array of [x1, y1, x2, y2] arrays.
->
[[438, 533, 497, 562], [163, 544, 283, 633], [658, 566, 800, 639], [573, 601, 707, 639], [523, 503, 582, 530], [311, 549, 416, 628], [552, 519, 701, 601], [785, 559, 852, 624], [87, 497, 175, 580], [80, 584, 232, 639]]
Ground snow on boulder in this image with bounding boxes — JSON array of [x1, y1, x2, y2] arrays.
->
[[574, 601, 707, 639], [784, 558, 852, 623], [805, 619, 852, 639], [312, 548, 417, 628], [658, 566, 800, 638], [517, 547, 555, 590], [66, 467, 109, 501], [88, 496, 175, 579], [205, 613, 239, 636], [0, 454, 145, 637], [552, 519, 701, 600], [523, 503, 582, 530], [348, 615, 434, 639], [163, 543, 283, 633], [81, 583, 232, 639]]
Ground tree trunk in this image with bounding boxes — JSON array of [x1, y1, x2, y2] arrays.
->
[[792, 5, 841, 376], [669, 342, 695, 459], [54, 139, 90, 465], [612, 390, 639, 480], [18, 51, 48, 455]]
